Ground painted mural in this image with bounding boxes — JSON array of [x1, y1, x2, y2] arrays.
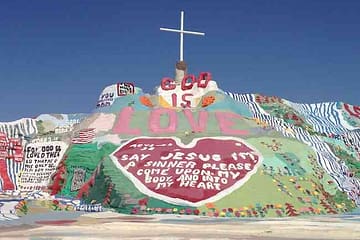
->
[[0, 75, 359, 223]]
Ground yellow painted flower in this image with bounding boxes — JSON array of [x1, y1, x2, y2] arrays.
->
[[275, 204, 282, 209], [219, 212, 226, 217], [315, 208, 321, 214]]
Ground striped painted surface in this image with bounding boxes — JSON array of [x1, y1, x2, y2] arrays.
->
[[0, 118, 37, 138], [225, 93, 269, 115], [284, 101, 356, 134], [0, 119, 37, 191], [226, 92, 360, 205], [71, 128, 96, 144]]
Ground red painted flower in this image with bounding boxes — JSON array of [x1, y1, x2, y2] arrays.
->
[[193, 209, 200, 215], [185, 208, 192, 215], [131, 207, 139, 214]]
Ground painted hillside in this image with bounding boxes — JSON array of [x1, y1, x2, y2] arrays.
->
[[0, 72, 359, 219]]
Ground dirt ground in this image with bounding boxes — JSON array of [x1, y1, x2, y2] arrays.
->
[[0, 211, 359, 240]]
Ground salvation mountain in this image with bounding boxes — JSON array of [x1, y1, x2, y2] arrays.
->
[[0, 71, 359, 218]]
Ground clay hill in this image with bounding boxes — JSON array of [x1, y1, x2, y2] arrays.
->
[[0, 71, 359, 218]]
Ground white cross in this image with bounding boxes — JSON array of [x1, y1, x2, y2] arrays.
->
[[160, 11, 205, 62]]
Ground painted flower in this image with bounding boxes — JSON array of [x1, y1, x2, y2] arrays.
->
[[205, 202, 215, 209], [275, 204, 282, 209], [131, 207, 139, 214], [193, 209, 200, 215], [185, 208, 192, 215], [201, 95, 216, 107], [139, 96, 154, 108]]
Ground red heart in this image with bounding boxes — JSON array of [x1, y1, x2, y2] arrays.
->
[[111, 137, 262, 206]]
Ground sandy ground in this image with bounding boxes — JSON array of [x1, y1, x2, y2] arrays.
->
[[0, 211, 359, 240]]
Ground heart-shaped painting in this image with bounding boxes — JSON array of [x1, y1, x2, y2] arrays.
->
[[110, 137, 262, 206]]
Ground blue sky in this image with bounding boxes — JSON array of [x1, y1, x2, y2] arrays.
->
[[0, 0, 359, 121]]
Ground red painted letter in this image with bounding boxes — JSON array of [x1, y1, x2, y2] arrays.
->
[[181, 74, 196, 91], [197, 72, 212, 88], [161, 77, 176, 91], [180, 93, 193, 108]]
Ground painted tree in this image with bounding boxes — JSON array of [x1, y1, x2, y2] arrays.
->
[[48, 155, 67, 195], [77, 165, 100, 199], [285, 203, 299, 216], [320, 199, 337, 214], [81, 163, 122, 209], [103, 183, 114, 205]]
